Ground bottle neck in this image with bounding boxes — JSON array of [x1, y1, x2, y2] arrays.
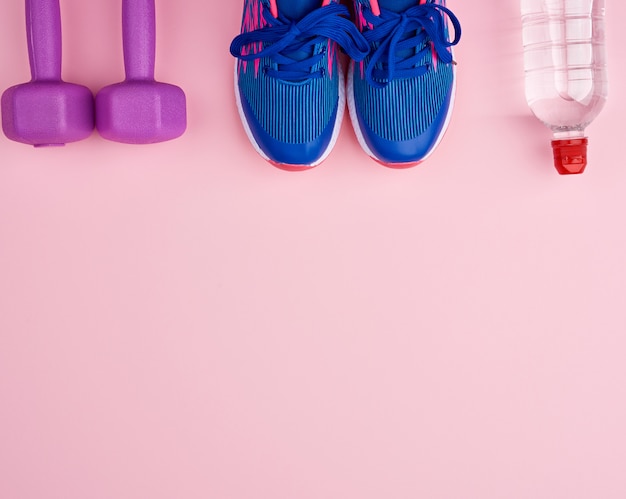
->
[[552, 128, 586, 140]]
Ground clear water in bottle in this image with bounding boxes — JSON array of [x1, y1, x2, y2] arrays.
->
[[521, 0, 608, 174]]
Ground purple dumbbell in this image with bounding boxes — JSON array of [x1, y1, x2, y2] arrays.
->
[[1, 0, 94, 147], [96, 0, 186, 144]]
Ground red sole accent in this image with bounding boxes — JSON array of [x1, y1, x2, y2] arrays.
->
[[374, 158, 423, 169], [268, 160, 318, 172]]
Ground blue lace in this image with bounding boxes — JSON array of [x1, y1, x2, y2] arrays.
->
[[362, 2, 461, 89], [230, 3, 369, 82]]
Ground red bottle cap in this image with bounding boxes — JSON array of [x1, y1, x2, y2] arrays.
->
[[551, 138, 588, 175]]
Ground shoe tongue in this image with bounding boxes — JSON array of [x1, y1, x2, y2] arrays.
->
[[376, 0, 431, 76], [274, 0, 323, 67], [277, 0, 321, 20], [377, 0, 418, 13]]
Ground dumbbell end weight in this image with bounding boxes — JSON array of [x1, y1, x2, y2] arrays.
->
[[95, 81, 186, 144], [2, 81, 94, 147]]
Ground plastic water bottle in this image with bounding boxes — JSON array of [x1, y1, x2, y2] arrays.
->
[[521, 0, 608, 174]]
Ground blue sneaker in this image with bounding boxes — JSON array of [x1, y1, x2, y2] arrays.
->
[[230, 0, 369, 170], [348, 0, 461, 167]]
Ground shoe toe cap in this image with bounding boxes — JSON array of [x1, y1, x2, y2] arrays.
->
[[356, 94, 453, 166], [239, 91, 338, 168]]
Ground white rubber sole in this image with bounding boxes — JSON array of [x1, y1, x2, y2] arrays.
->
[[347, 59, 457, 166], [233, 61, 346, 169]]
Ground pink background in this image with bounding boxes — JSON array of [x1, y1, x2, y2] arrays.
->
[[1, 1, 626, 498]]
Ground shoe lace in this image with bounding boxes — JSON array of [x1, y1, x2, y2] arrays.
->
[[362, 1, 461, 89], [230, 3, 369, 82]]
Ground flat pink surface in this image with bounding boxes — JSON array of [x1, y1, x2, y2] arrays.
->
[[1, 2, 626, 498]]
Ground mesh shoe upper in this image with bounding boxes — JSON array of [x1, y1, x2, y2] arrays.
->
[[353, 48, 454, 142]]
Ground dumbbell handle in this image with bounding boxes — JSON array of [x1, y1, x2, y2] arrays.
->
[[26, 0, 62, 81], [123, 0, 156, 81]]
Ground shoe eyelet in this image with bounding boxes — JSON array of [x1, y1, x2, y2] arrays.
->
[[319, 68, 326, 77], [262, 65, 269, 75]]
